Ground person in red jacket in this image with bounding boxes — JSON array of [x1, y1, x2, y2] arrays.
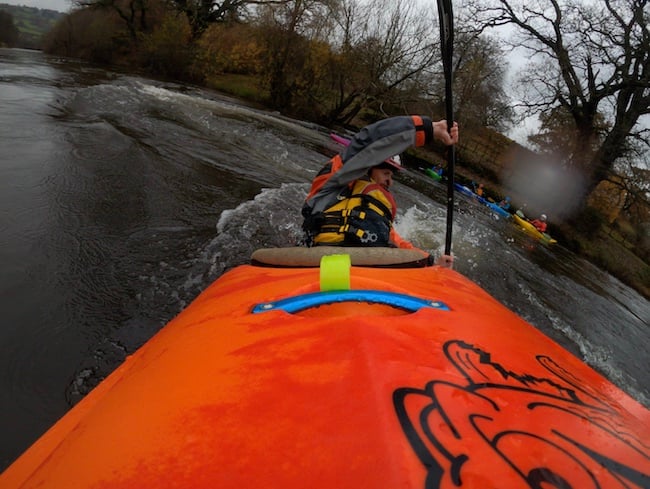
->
[[531, 214, 548, 233]]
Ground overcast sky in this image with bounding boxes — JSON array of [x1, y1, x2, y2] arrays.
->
[[2, 0, 71, 12]]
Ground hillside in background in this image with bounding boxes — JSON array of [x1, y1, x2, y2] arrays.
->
[[0, 3, 62, 49]]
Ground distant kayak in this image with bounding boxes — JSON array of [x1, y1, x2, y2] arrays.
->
[[425, 168, 442, 181], [454, 182, 478, 198], [485, 201, 511, 218], [513, 213, 557, 245], [453, 183, 488, 204], [330, 133, 351, 146]]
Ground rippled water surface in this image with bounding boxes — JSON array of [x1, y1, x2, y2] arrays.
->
[[1, 48, 648, 470]]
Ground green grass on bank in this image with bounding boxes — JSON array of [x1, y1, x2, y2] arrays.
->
[[204, 74, 269, 105], [575, 230, 650, 299]]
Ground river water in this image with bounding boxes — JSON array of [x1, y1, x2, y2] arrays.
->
[[1, 47, 648, 471]]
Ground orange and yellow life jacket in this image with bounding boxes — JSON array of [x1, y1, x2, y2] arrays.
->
[[304, 178, 397, 246], [304, 155, 344, 203]]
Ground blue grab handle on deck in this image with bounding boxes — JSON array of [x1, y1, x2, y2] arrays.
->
[[252, 290, 449, 314]]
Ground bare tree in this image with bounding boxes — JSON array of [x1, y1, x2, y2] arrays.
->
[[324, 0, 439, 124], [322, 0, 513, 127], [464, 0, 650, 207], [450, 31, 514, 131]]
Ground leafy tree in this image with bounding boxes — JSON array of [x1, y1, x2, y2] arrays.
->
[[195, 22, 264, 77], [46, 0, 172, 63], [528, 105, 609, 168], [611, 144, 650, 225], [76, 0, 152, 39], [44, 7, 125, 61], [0, 10, 20, 46], [140, 12, 193, 78], [169, 0, 293, 39], [254, 0, 337, 114], [464, 0, 650, 209]]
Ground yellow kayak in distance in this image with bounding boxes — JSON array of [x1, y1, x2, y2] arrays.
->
[[513, 213, 558, 245]]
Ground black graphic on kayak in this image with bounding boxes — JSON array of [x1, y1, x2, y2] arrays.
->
[[393, 340, 650, 489]]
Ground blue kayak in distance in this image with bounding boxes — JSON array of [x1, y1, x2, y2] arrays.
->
[[453, 183, 484, 201], [485, 201, 512, 218], [453, 184, 511, 219]]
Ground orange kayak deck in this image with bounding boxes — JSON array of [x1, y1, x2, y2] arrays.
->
[[2, 260, 648, 488]]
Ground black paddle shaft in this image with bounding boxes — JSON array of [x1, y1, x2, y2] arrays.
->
[[437, 0, 455, 256]]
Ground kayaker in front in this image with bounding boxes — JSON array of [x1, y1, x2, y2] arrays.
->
[[301, 115, 458, 266]]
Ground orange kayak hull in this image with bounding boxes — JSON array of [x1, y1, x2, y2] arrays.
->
[[1, 264, 648, 488]]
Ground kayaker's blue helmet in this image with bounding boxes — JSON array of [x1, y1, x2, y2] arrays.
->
[[506, 196, 511, 201]]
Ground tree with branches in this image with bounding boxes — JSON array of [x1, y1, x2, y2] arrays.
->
[[254, 0, 338, 114], [76, 0, 151, 39], [170, 0, 294, 38], [323, 0, 440, 125], [443, 31, 514, 131], [464, 0, 650, 210], [0, 11, 20, 47]]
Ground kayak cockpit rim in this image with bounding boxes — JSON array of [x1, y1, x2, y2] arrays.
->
[[251, 247, 432, 268]]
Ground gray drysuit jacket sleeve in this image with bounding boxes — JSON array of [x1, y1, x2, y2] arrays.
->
[[307, 116, 434, 213]]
